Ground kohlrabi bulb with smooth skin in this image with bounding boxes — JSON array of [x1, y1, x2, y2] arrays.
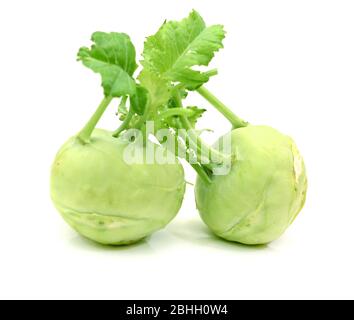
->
[[195, 125, 307, 245], [51, 129, 186, 245]]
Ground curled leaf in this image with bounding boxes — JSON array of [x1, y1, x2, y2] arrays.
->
[[78, 32, 137, 97]]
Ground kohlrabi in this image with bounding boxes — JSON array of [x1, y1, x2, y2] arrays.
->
[[195, 123, 307, 245], [51, 32, 185, 245], [52, 129, 185, 245], [191, 88, 308, 245], [138, 10, 308, 245]]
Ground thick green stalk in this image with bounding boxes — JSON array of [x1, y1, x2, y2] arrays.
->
[[197, 86, 248, 129], [77, 96, 113, 143]]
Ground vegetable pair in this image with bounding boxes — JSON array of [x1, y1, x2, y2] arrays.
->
[[50, 10, 307, 246]]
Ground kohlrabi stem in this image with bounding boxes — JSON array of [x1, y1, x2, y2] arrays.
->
[[112, 107, 134, 138], [204, 68, 218, 78], [166, 130, 212, 184], [77, 96, 113, 143], [116, 96, 128, 116], [157, 108, 194, 121], [176, 122, 213, 169], [179, 116, 230, 165], [197, 86, 248, 129], [134, 96, 151, 130], [172, 89, 230, 166], [191, 164, 212, 184]]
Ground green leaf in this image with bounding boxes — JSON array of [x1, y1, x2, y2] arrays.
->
[[168, 89, 188, 109], [186, 106, 206, 128], [138, 70, 171, 111], [142, 10, 225, 89], [78, 32, 137, 97], [130, 85, 148, 116]]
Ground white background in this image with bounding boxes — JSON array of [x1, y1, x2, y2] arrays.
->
[[0, 0, 353, 300]]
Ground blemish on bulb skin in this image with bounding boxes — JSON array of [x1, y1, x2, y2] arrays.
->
[[292, 143, 303, 185]]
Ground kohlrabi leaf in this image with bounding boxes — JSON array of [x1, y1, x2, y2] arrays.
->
[[186, 106, 206, 128], [141, 10, 225, 89], [138, 70, 171, 111], [78, 32, 137, 97], [130, 85, 148, 116], [168, 89, 189, 109]]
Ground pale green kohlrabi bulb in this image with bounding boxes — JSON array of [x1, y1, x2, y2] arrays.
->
[[195, 125, 307, 245], [51, 129, 186, 245]]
